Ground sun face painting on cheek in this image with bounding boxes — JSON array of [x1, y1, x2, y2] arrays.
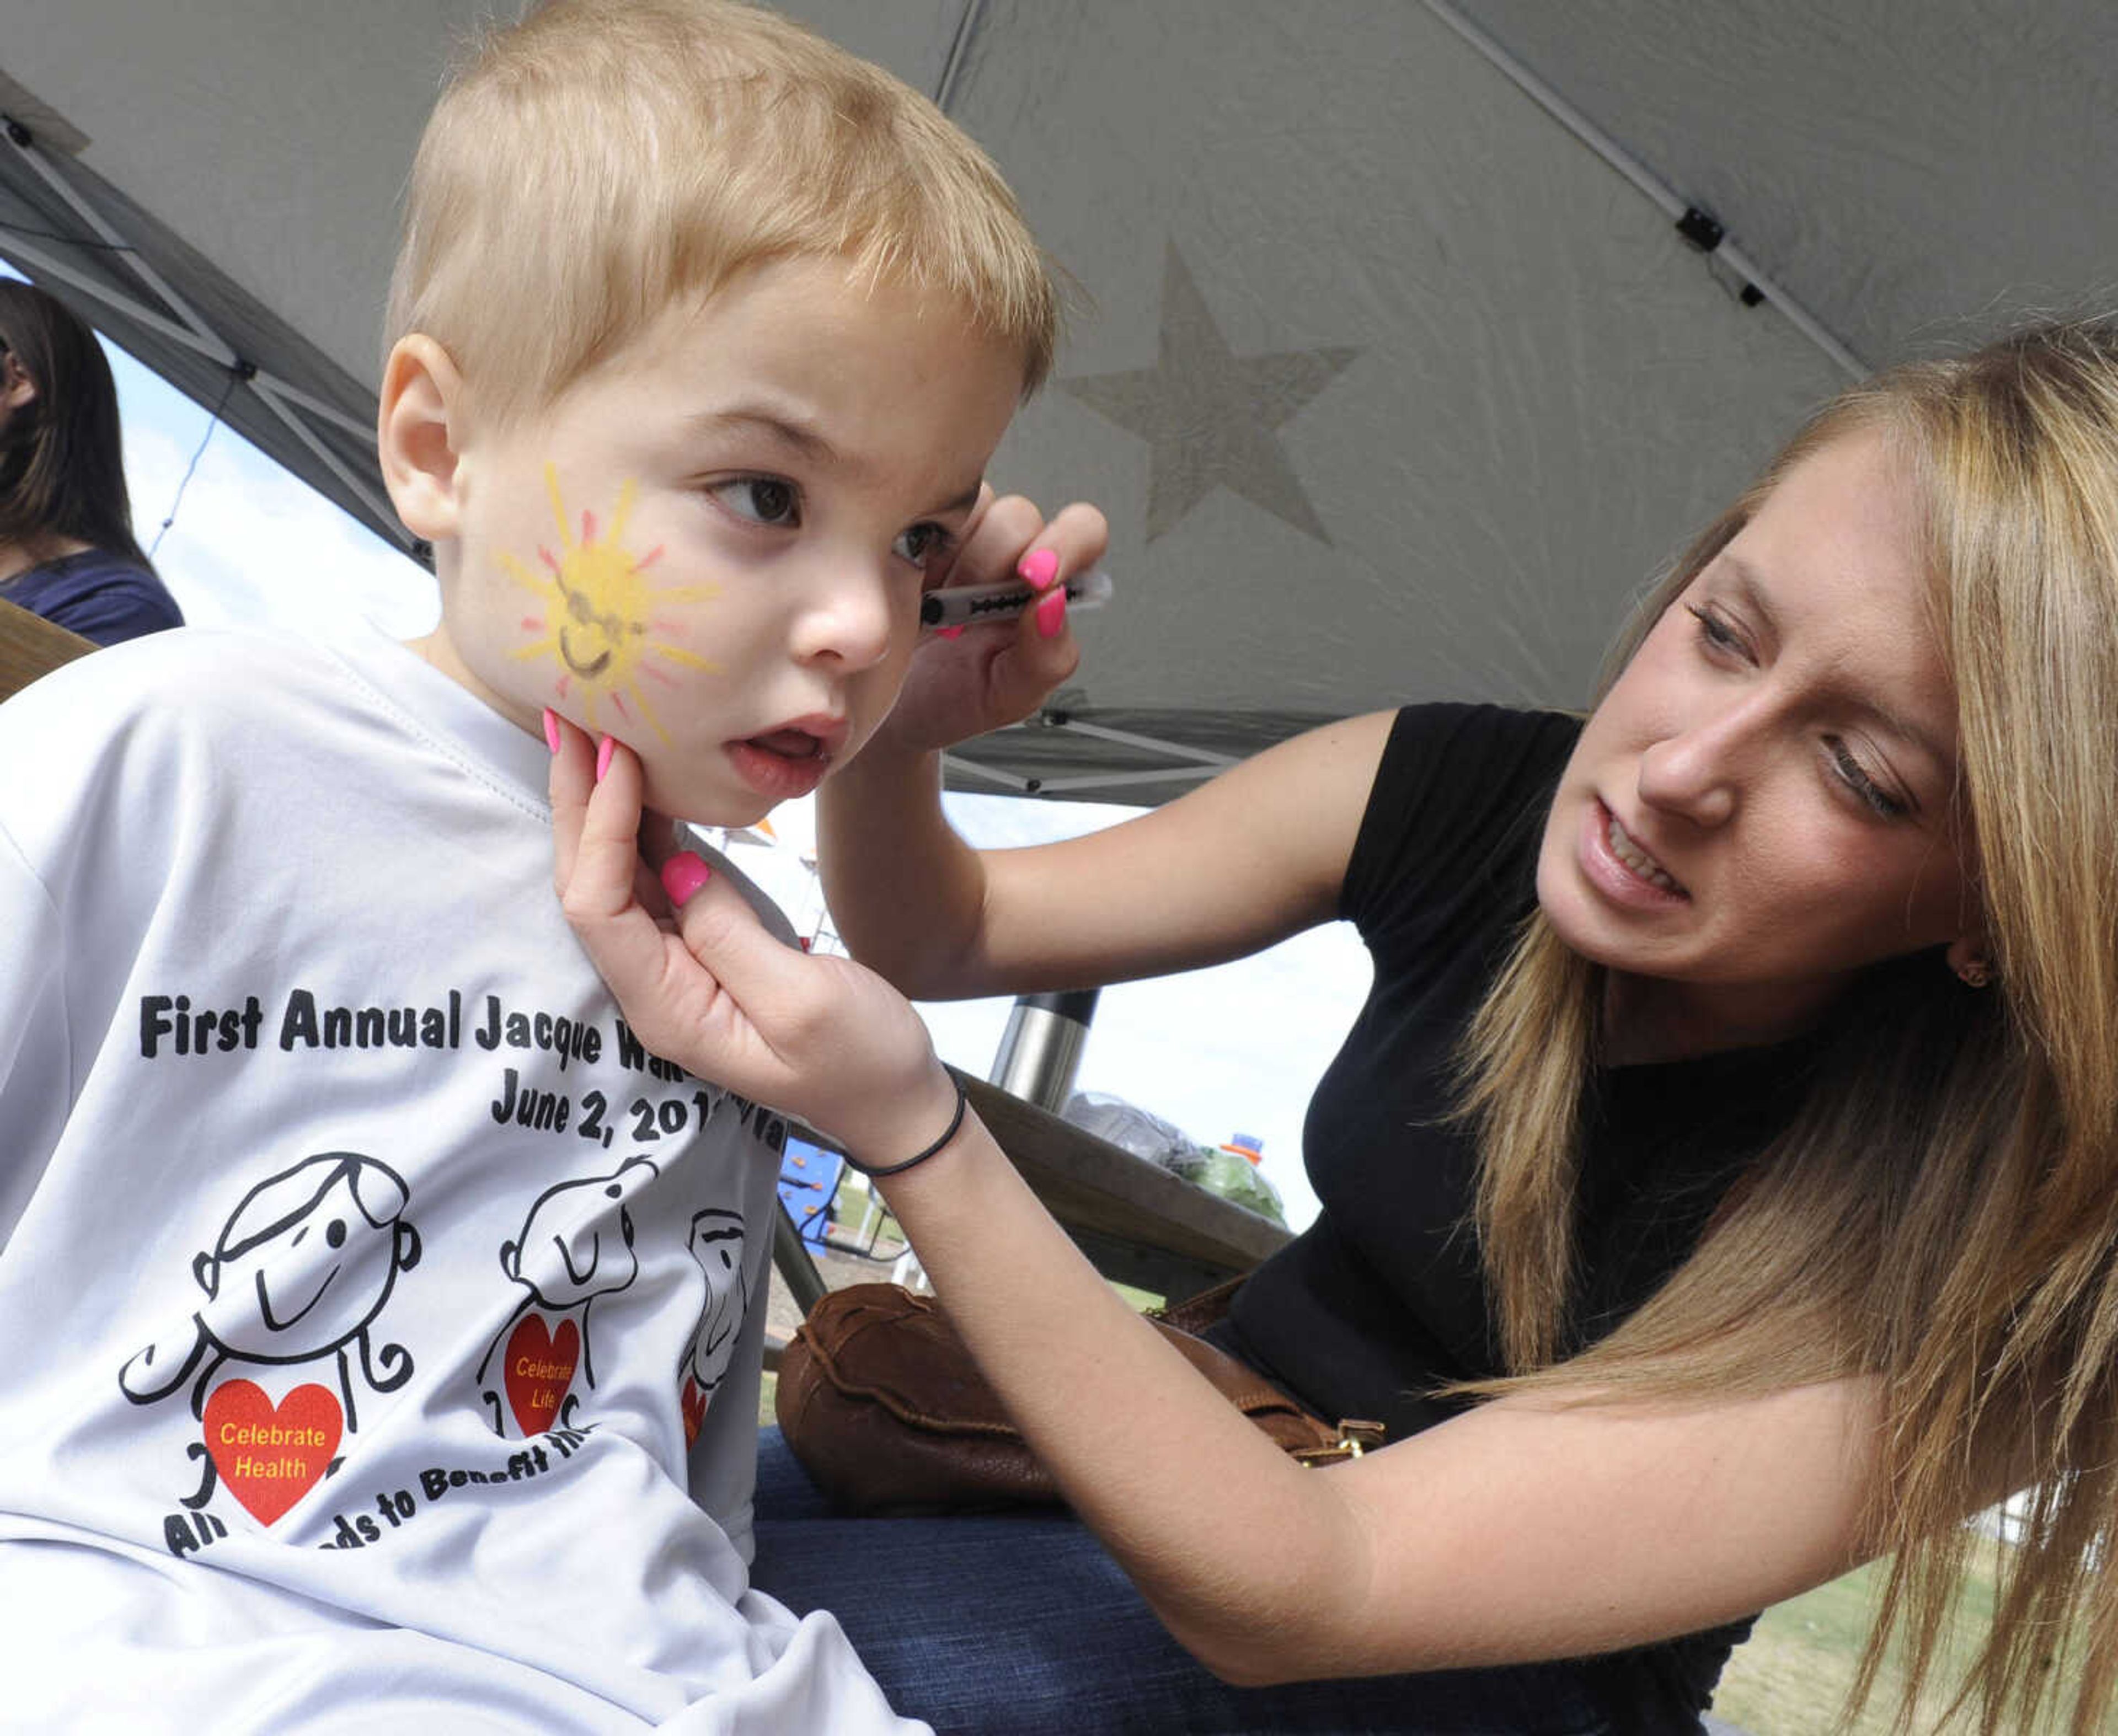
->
[[506, 463, 719, 743]]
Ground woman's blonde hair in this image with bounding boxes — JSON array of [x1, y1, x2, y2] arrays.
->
[[1458, 317, 2118, 1734], [386, 0, 1060, 430]]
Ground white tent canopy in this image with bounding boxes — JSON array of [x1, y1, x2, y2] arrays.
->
[[3, 0, 2110, 799]]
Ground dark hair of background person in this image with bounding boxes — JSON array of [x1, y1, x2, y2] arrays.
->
[[0, 278, 156, 574]]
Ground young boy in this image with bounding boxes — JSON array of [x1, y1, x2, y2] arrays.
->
[[0, 2, 1057, 1728]]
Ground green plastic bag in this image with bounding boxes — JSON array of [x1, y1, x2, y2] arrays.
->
[[1169, 1143, 1286, 1226]]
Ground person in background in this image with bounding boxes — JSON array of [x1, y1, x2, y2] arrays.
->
[[556, 317, 2118, 1735], [0, 278, 181, 644]]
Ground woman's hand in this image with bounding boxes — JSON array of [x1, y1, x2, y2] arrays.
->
[[878, 491, 1109, 756], [548, 717, 961, 1164]]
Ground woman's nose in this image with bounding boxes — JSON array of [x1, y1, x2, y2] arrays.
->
[[1635, 708, 1750, 828]]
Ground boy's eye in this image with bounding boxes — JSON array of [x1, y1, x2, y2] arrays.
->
[[709, 476, 801, 527], [893, 522, 953, 570]]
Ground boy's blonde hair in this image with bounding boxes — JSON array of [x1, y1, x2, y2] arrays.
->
[[386, 0, 1058, 428]]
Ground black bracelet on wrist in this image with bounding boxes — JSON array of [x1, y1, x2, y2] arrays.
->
[[843, 1074, 969, 1178]]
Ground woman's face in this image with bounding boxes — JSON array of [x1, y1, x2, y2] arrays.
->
[[1536, 428, 1980, 1049]]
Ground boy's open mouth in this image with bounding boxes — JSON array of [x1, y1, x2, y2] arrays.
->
[[725, 722, 843, 801], [745, 728, 826, 760]]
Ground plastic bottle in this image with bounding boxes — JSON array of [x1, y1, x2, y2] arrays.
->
[[1176, 1132, 1286, 1225]]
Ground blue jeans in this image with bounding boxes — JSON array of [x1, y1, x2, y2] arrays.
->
[[751, 1428, 1700, 1736]]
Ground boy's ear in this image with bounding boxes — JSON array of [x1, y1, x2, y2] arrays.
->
[[377, 335, 467, 542]]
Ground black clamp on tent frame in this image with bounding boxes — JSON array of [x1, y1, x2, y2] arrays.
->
[[1675, 205, 1764, 307], [1675, 205, 1725, 253]]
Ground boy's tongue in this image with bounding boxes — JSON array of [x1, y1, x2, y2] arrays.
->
[[748, 727, 819, 759]]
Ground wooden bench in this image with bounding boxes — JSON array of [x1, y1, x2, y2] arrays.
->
[[0, 594, 94, 692], [951, 1073, 1288, 1299]]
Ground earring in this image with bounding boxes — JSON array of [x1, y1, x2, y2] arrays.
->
[[1954, 959, 1993, 989]]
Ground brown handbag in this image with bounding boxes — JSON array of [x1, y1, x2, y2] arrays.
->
[[773, 1280, 1384, 1515]]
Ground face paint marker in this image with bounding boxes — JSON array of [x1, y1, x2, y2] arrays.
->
[[921, 565, 1113, 633]]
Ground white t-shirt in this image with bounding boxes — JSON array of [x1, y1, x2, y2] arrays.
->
[[0, 621, 926, 1734]]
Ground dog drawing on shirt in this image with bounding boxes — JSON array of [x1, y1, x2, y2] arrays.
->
[[476, 1153, 660, 1435], [678, 1207, 747, 1445]]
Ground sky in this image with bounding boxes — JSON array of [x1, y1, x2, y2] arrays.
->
[[94, 322, 1372, 1231]]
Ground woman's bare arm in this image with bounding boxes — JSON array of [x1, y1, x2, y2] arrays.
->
[[821, 708, 1394, 999], [554, 726, 1880, 1684], [820, 491, 1390, 998], [879, 1127, 1876, 1681]]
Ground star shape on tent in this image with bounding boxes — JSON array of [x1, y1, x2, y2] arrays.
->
[[1062, 242, 1358, 544]]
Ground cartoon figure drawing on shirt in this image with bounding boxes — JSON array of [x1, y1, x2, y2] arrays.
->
[[476, 1153, 660, 1438], [117, 1151, 422, 1527], [678, 1208, 747, 1446]]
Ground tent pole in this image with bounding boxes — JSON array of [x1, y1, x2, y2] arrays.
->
[[932, 0, 990, 113], [3, 119, 414, 549], [3, 121, 236, 368], [940, 714, 1235, 800], [1419, 0, 1866, 380], [1051, 717, 1238, 769], [989, 989, 1100, 1115], [0, 228, 231, 365], [252, 376, 376, 446], [251, 375, 402, 533]]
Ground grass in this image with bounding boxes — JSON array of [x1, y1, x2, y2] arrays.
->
[[1711, 1538, 2080, 1734]]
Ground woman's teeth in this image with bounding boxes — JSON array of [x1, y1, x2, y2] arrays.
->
[[1607, 815, 1680, 892]]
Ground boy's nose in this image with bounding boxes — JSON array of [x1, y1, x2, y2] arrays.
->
[[793, 565, 897, 671]]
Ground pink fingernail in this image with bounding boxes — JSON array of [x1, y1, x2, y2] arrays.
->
[[661, 852, 712, 905], [542, 708, 561, 754], [1017, 548, 1060, 591], [1035, 588, 1067, 639], [936, 624, 966, 640], [595, 735, 616, 782]]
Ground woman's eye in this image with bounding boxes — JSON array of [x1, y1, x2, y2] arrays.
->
[[1826, 738, 1910, 821], [893, 522, 953, 570], [709, 476, 800, 527], [1684, 603, 1745, 657]]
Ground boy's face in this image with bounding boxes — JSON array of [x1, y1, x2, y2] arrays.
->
[[422, 256, 1024, 825]]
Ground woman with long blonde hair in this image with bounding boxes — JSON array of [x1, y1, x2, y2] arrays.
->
[[551, 317, 2118, 1734]]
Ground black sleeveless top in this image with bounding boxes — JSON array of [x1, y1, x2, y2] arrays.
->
[[1211, 703, 1821, 1726]]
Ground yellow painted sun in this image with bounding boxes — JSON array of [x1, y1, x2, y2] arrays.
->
[[505, 464, 719, 740]]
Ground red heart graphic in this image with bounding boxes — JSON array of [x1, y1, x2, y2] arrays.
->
[[504, 1315, 580, 1436], [680, 1378, 709, 1446], [202, 1380, 343, 1526]]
